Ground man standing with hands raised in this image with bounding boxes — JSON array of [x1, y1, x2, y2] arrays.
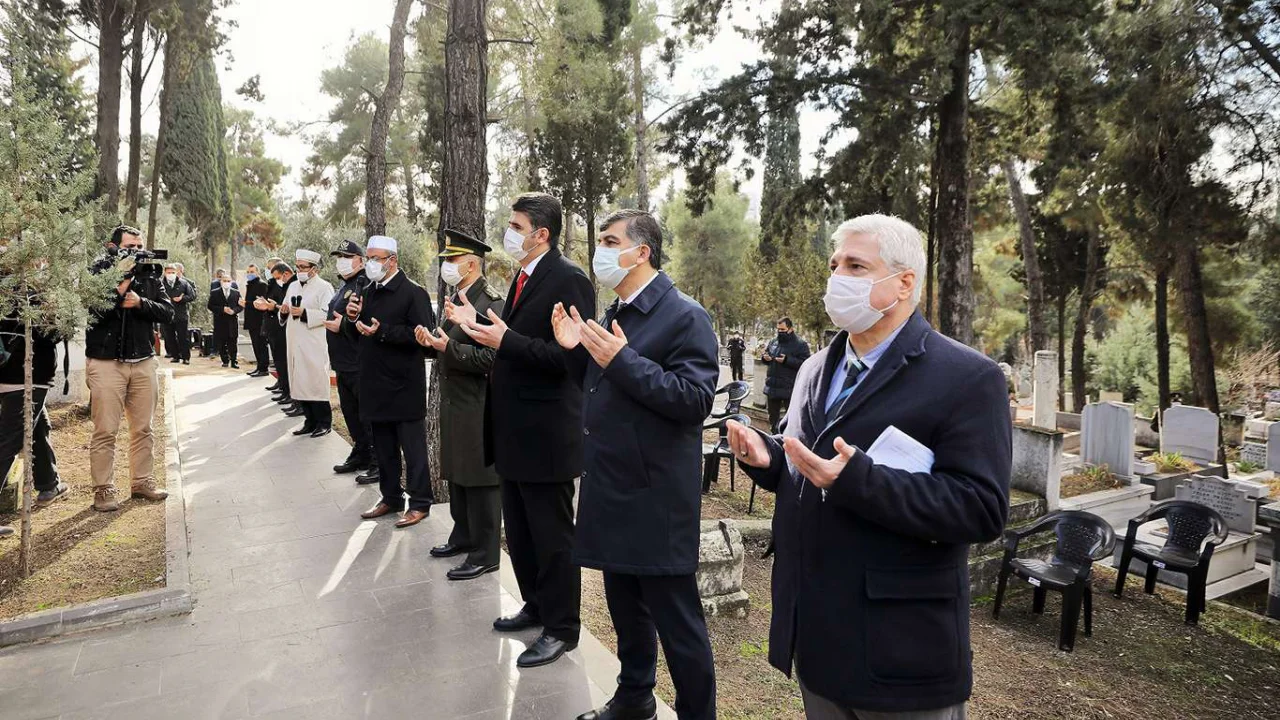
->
[[324, 240, 377, 481], [279, 250, 334, 437], [346, 235, 436, 529], [553, 209, 720, 720], [415, 229, 505, 581], [452, 192, 595, 668], [727, 215, 1011, 720]]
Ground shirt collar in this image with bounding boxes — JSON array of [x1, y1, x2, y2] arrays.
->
[[846, 318, 908, 370], [622, 271, 660, 305], [379, 269, 400, 289], [522, 252, 546, 278]]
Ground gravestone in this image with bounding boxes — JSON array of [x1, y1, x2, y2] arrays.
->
[[1269, 423, 1280, 474], [1264, 402, 1280, 421], [1161, 405, 1219, 467], [1099, 391, 1124, 403], [1259, 502, 1280, 620], [697, 519, 749, 617], [1032, 351, 1057, 430], [1174, 475, 1257, 534], [1241, 442, 1268, 468], [1012, 425, 1063, 511], [1082, 401, 1135, 480]]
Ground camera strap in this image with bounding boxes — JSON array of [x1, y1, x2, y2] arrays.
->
[[62, 339, 70, 395]]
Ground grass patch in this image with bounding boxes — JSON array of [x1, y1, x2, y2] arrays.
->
[[1061, 464, 1123, 498], [1149, 451, 1199, 474]]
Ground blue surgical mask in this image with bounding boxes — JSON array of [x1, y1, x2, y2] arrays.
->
[[247, 273, 258, 282], [592, 245, 642, 291]]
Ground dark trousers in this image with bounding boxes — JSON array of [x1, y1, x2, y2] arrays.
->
[[267, 328, 289, 395], [0, 388, 60, 494], [172, 318, 190, 361], [249, 324, 270, 372], [767, 397, 789, 433], [371, 419, 433, 511], [213, 317, 237, 364], [604, 572, 716, 720], [501, 477, 580, 643], [299, 400, 332, 431], [335, 371, 374, 465], [447, 482, 501, 566], [730, 361, 744, 382], [161, 322, 177, 357]]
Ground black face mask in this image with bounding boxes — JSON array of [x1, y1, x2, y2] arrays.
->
[[777, 331, 788, 341]]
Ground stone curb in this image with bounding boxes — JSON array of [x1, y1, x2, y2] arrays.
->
[[0, 369, 193, 648]]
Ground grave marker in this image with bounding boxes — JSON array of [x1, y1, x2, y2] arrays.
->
[[1082, 401, 1135, 480], [1174, 475, 1257, 534], [1161, 405, 1219, 467], [1032, 351, 1058, 429]]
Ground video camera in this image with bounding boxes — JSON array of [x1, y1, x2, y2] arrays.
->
[[93, 225, 169, 281]]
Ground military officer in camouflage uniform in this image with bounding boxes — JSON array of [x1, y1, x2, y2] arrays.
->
[[416, 229, 506, 580]]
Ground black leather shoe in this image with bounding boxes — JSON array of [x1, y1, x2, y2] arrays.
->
[[293, 425, 317, 436], [265, 383, 280, 392], [333, 458, 368, 474], [576, 697, 658, 720], [493, 610, 541, 633], [447, 562, 498, 581], [274, 395, 293, 404], [310, 427, 332, 438], [284, 406, 306, 418], [355, 467, 380, 485], [221, 362, 229, 368], [516, 633, 576, 668], [170, 358, 181, 364], [430, 542, 467, 558], [231, 362, 240, 369]]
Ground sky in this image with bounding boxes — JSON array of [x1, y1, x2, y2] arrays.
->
[[93, 0, 831, 214]]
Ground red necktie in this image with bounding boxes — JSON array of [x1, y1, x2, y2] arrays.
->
[[512, 271, 530, 306]]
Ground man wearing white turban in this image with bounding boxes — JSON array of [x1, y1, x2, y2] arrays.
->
[[279, 249, 335, 437]]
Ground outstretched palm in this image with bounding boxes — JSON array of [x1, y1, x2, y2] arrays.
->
[[551, 302, 580, 350]]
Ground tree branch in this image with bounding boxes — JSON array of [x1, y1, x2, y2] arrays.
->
[[488, 38, 536, 46], [67, 25, 99, 50]]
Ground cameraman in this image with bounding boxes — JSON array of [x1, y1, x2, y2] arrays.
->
[[84, 226, 174, 512]]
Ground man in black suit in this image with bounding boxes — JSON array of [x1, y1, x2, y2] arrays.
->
[[161, 263, 196, 364], [207, 268, 242, 368], [346, 236, 437, 529], [259, 262, 300, 416], [453, 192, 595, 668], [324, 240, 377, 481], [729, 214, 1011, 720], [242, 264, 272, 377], [556, 210, 720, 720]]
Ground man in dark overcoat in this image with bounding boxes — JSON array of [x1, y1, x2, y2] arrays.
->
[[242, 263, 272, 377], [345, 235, 437, 528], [453, 192, 595, 669], [207, 269, 241, 368], [415, 230, 505, 581], [324, 240, 377, 480], [556, 209, 720, 720], [729, 214, 1012, 720]]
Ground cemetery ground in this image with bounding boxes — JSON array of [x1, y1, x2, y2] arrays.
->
[[0, 377, 169, 621]]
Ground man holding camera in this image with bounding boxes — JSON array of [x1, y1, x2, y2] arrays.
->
[[85, 226, 174, 512]]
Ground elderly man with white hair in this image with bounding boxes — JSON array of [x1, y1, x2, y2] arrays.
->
[[729, 214, 1012, 720], [279, 248, 335, 437]]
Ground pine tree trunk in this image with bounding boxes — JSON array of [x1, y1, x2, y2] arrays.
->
[[19, 301, 35, 578], [404, 162, 419, 225], [1175, 241, 1219, 413], [148, 32, 174, 242], [586, 204, 597, 287], [1057, 290, 1067, 411], [1000, 158, 1047, 354], [563, 210, 574, 260], [1071, 230, 1102, 413], [365, 0, 415, 239], [935, 20, 975, 347], [95, 1, 128, 215], [1155, 266, 1171, 412], [432, 0, 490, 502], [632, 42, 649, 212], [925, 121, 939, 325], [125, 16, 146, 223]]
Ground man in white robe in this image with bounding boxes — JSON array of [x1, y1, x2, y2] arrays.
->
[[279, 249, 335, 437]]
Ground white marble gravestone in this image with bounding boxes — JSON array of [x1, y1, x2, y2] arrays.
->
[[1269, 422, 1280, 474], [1082, 401, 1135, 480], [1174, 475, 1257, 534], [1032, 351, 1058, 430], [1161, 405, 1219, 467], [1012, 425, 1063, 510], [1241, 442, 1268, 469]]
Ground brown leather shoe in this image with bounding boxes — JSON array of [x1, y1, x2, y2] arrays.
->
[[361, 503, 398, 520], [131, 480, 169, 501], [93, 486, 121, 512], [394, 508, 429, 529]]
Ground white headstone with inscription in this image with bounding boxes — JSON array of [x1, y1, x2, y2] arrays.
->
[[1032, 351, 1058, 430], [1174, 475, 1257, 534], [1241, 442, 1269, 468]]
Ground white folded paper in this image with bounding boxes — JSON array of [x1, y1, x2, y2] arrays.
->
[[865, 425, 935, 474]]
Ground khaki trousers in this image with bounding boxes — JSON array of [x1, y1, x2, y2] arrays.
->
[[86, 357, 159, 489]]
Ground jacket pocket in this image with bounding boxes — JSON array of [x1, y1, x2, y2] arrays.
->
[[863, 567, 961, 685]]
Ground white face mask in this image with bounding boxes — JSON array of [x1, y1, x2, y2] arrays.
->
[[276, 277, 286, 287], [336, 257, 355, 277], [220, 281, 231, 291], [164, 273, 176, 282], [823, 271, 902, 335], [440, 261, 465, 287], [503, 227, 533, 262], [365, 259, 388, 283], [592, 245, 642, 291]]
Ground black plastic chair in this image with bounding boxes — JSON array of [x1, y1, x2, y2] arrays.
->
[[1114, 499, 1229, 625], [702, 413, 750, 497], [700, 382, 750, 491], [992, 510, 1116, 652]]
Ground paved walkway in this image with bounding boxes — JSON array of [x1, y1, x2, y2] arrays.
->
[[0, 371, 657, 720]]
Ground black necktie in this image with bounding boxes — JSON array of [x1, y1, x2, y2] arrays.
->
[[827, 355, 866, 423]]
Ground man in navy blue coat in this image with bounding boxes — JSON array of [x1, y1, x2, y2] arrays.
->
[[729, 214, 1011, 720], [554, 210, 720, 720]]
